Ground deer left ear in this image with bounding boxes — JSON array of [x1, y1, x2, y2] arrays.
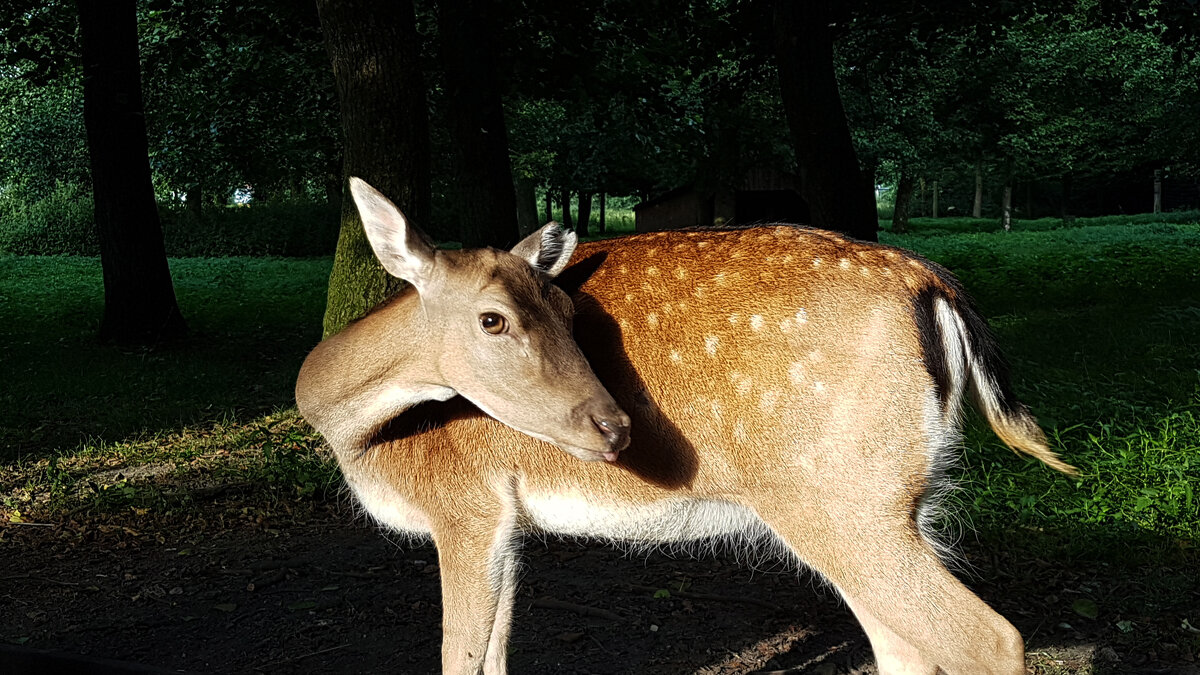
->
[[511, 222, 577, 278]]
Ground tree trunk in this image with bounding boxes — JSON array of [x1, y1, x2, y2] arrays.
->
[[559, 189, 573, 231], [932, 179, 939, 218], [1002, 184, 1012, 231], [78, 0, 186, 345], [1060, 172, 1073, 219], [514, 175, 539, 236], [575, 192, 593, 238], [598, 192, 606, 233], [1153, 169, 1162, 214], [972, 157, 983, 218], [891, 168, 915, 233], [544, 190, 553, 224], [917, 178, 925, 218], [438, 0, 518, 247], [317, 0, 431, 337], [772, 0, 877, 241], [185, 184, 203, 221]]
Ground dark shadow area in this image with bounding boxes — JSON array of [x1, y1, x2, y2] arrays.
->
[[1, 510, 1194, 674]]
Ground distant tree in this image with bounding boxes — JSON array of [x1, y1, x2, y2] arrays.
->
[[77, 0, 186, 344], [773, 0, 878, 241], [316, 0, 431, 336]]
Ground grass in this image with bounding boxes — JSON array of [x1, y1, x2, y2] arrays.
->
[[1, 222, 1198, 560]]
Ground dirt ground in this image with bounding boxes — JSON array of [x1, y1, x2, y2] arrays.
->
[[1, 499, 1197, 675]]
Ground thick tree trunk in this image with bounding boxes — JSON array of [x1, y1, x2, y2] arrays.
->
[[972, 158, 983, 218], [515, 175, 539, 236], [891, 168, 914, 233], [78, 0, 186, 345], [544, 190, 553, 224], [438, 0, 518, 247], [772, 1, 877, 241], [317, 0, 431, 337], [1153, 170, 1162, 214], [559, 189, 573, 231], [598, 192, 606, 233], [575, 192, 593, 238], [932, 179, 939, 218]]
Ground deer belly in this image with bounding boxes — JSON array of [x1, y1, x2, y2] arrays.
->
[[344, 472, 433, 535], [521, 494, 759, 543]]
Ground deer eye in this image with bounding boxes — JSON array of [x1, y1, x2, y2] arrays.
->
[[479, 312, 508, 335]]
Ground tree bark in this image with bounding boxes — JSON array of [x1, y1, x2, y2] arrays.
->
[[78, 0, 186, 345], [1153, 169, 1162, 214], [575, 191, 593, 238], [772, 0, 877, 241], [932, 179, 939, 218], [544, 190, 553, 224], [559, 189, 573, 231], [514, 175, 539, 236], [598, 192, 606, 234], [891, 168, 914, 233], [438, 0, 518, 247], [317, 0, 431, 337], [972, 157, 983, 218]]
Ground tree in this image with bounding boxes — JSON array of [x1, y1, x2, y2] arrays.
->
[[317, 0, 432, 336], [437, 0, 519, 247], [773, 0, 878, 241], [77, 0, 186, 344]]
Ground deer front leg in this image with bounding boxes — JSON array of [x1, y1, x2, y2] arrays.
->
[[433, 514, 520, 675]]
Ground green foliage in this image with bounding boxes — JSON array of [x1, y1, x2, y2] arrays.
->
[[0, 182, 96, 255], [885, 223, 1200, 543]]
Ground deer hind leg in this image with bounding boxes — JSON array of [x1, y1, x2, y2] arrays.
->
[[433, 512, 520, 675], [760, 503, 1025, 675]]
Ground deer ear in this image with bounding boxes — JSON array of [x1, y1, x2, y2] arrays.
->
[[510, 222, 577, 278], [350, 177, 435, 288]]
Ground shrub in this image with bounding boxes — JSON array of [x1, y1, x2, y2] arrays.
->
[[0, 182, 98, 255]]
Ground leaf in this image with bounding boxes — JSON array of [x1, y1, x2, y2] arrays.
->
[[319, 585, 340, 592], [1071, 598, 1099, 619], [1116, 620, 1133, 633], [652, 589, 671, 599], [288, 600, 318, 611], [212, 603, 237, 613]]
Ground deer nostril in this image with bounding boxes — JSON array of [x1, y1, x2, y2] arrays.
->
[[592, 414, 631, 451]]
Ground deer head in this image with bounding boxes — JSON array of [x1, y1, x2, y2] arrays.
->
[[348, 177, 630, 461]]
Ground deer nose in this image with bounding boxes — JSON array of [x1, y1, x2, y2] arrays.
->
[[591, 408, 631, 454]]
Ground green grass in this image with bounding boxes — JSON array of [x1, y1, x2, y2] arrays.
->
[[2, 223, 1198, 556]]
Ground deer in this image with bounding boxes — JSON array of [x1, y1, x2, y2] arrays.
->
[[296, 178, 1076, 675]]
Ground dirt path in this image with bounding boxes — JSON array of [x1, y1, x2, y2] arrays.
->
[[1, 505, 1195, 674]]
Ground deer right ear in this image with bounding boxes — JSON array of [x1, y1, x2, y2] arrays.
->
[[349, 177, 436, 288]]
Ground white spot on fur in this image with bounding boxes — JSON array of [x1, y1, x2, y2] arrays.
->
[[705, 335, 719, 356], [670, 350, 682, 364], [783, 255, 794, 264], [796, 308, 808, 324], [734, 421, 748, 441], [809, 350, 824, 362], [814, 381, 826, 393], [675, 267, 687, 280], [697, 241, 711, 248], [647, 313, 659, 329], [813, 257, 822, 267], [759, 390, 780, 411], [619, 265, 628, 274], [619, 318, 630, 330], [732, 372, 753, 398], [677, 300, 689, 312], [694, 285, 708, 299], [728, 313, 740, 325], [715, 272, 728, 286], [710, 399, 723, 419], [788, 362, 805, 385], [750, 315, 764, 331], [860, 267, 870, 277], [646, 266, 660, 276], [839, 258, 851, 269], [779, 318, 793, 333], [625, 293, 634, 302]]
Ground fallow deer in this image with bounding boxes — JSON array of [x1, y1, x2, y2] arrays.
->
[[296, 178, 1076, 675]]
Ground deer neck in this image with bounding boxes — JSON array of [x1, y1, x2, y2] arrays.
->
[[297, 289, 456, 454]]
